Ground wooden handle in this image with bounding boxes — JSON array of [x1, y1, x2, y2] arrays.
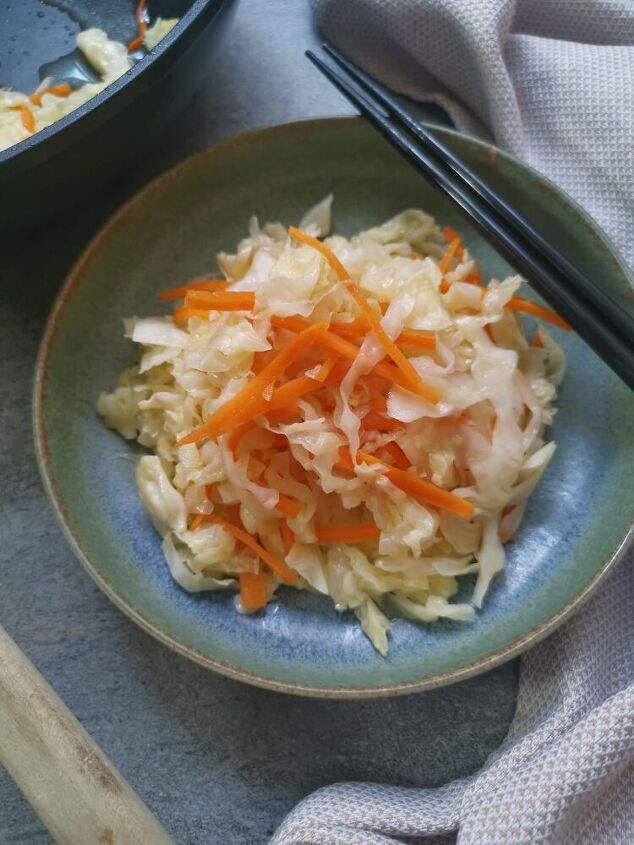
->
[[0, 625, 175, 845]]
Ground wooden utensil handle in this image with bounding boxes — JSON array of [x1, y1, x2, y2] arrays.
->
[[0, 625, 175, 845]]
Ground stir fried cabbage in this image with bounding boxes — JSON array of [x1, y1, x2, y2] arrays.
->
[[0, 17, 178, 153], [98, 199, 564, 654]]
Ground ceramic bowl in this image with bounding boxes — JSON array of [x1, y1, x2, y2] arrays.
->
[[34, 117, 634, 698]]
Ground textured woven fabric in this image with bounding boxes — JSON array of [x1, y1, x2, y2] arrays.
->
[[308, 0, 634, 269], [272, 2, 634, 842], [272, 555, 634, 844]]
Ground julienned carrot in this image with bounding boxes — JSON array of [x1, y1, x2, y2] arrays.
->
[[190, 514, 205, 531], [159, 279, 229, 301], [239, 569, 267, 610], [315, 354, 338, 382], [205, 483, 215, 500], [316, 523, 381, 544], [368, 397, 387, 413], [267, 405, 300, 423], [203, 514, 297, 584], [360, 451, 475, 520], [29, 83, 72, 106], [336, 448, 475, 520], [382, 440, 411, 470], [442, 227, 464, 263], [344, 282, 440, 402], [506, 297, 571, 330], [10, 105, 35, 133], [276, 495, 301, 518], [280, 521, 295, 554], [184, 290, 255, 311], [439, 274, 569, 331], [337, 445, 355, 470], [228, 421, 254, 455], [271, 315, 437, 399], [362, 413, 403, 432], [465, 267, 483, 285], [439, 236, 463, 275], [328, 321, 436, 350], [287, 228, 440, 404], [227, 376, 322, 431], [396, 331, 436, 350], [177, 321, 329, 445], [531, 331, 543, 348], [289, 226, 349, 280], [173, 307, 211, 323], [128, 0, 148, 51]]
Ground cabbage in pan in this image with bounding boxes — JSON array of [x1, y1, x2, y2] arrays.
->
[[0, 18, 177, 153]]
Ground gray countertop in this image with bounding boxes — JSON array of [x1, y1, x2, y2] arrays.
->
[[0, 2, 518, 842]]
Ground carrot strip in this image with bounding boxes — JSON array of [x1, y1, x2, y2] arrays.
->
[[280, 521, 295, 553], [184, 290, 255, 311], [128, 0, 148, 51], [336, 448, 474, 520], [342, 283, 441, 402], [228, 377, 321, 430], [382, 441, 411, 470], [159, 279, 229, 301], [205, 483, 215, 500], [228, 421, 254, 456], [368, 397, 387, 413], [396, 330, 436, 350], [29, 83, 72, 106], [362, 413, 403, 432], [337, 445, 355, 470], [439, 237, 462, 275], [465, 268, 483, 285], [531, 331, 543, 348], [287, 228, 440, 403], [442, 227, 464, 263], [271, 316, 435, 397], [239, 569, 267, 610], [276, 495, 301, 518], [178, 321, 329, 445], [316, 523, 381, 544], [506, 297, 571, 330], [204, 514, 297, 584], [173, 307, 211, 323], [190, 514, 205, 531], [288, 226, 349, 280], [315, 354, 338, 382], [266, 405, 299, 423], [251, 351, 268, 374], [10, 105, 35, 133], [329, 321, 436, 350], [360, 451, 474, 519]]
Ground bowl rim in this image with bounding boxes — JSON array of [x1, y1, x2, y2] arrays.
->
[[0, 0, 232, 173], [33, 116, 634, 698]]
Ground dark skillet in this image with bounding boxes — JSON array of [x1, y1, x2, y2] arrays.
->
[[0, 0, 237, 241]]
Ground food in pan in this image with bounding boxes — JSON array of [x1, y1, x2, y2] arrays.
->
[[0, 2, 177, 153]]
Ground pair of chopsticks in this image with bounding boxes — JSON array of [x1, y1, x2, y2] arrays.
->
[[306, 45, 634, 390]]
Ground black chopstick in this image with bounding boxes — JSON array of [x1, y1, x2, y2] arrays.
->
[[322, 44, 634, 347], [306, 47, 634, 390]]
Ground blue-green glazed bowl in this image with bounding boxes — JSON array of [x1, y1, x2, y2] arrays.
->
[[34, 118, 634, 698]]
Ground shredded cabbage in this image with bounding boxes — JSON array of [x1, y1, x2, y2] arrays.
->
[[98, 200, 563, 654]]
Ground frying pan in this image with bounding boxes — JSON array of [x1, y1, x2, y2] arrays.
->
[[0, 0, 237, 242]]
